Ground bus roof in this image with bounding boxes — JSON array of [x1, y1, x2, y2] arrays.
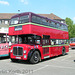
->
[[11, 12, 67, 26]]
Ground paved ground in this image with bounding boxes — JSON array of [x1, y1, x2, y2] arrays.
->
[[0, 48, 75, 75]]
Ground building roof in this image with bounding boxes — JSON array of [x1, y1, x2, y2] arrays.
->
[[38, 13, 63, 20], [0, 13, 63, 20], [0, 13, 17, 19]]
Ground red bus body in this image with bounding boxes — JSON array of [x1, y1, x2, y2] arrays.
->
[[9, 12, 69, 63]]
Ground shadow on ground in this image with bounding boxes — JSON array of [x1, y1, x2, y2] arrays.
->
[[0, 56, 9, 60], [10, 53, 68, 65]]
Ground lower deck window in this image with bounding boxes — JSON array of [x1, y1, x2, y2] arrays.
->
[[51, 39, 69, 45]]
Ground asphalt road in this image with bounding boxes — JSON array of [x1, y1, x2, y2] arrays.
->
[[0, 48, 75, 75]]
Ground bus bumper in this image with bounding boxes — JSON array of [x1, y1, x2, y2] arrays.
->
[[10, 53, 28, 60]]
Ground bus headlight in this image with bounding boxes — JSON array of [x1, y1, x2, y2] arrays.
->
[[10, 50, 13, 53], [24, 55, 26, 58], [24, 50, 26, 54]]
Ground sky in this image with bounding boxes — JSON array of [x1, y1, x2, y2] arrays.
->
[[0, 0, 75, 23]]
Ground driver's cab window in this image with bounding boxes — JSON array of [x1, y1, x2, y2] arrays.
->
[[18, 35, 41, 45], [27, 37, 33, 44]]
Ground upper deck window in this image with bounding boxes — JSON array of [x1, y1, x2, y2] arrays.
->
[[10, 17, 19, 25], [42, 18, 47, 25], [32, 15, 41, 24], [37, 17, 41, 24], [60, 24, 64, 30], [19, 15, 29, 24], [60, 24, 68, 31], [32, 16, 37, 23], [56, 23, 60, 28], [50, 21, 55, 27], [46, 20, 50, 26], [64, 25, 68, 31]]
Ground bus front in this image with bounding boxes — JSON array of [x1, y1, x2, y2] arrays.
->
[[9, 13, 42, 64]]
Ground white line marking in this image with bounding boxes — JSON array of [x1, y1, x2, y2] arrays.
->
[[33, 65, 48, 72], [61, 56, 72, 61], [48, 65, 75, 70]]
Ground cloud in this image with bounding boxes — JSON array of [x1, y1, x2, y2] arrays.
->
[[20, 0, 28, 5], [0, 0, 9, 5]]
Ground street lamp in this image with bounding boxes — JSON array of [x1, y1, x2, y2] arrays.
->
[[18, 10, 20, 13]]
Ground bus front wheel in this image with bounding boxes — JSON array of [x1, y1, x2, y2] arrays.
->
[[30, 51, 40, 64]]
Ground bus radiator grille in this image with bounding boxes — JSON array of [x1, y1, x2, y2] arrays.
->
[[13, 47, 23, 56]]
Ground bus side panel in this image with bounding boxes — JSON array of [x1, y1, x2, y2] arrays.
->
[[49, 46, 69, 57], [0, 43, 9, 57], [30, 24, 69, 40], [50, 47, 57, 57], [50, 47, 61, 57], [9, 24, 69, 40], [65, 46, 69, 53]]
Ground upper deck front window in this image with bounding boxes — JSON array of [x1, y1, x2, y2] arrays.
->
[[19, 15, 29, 24], [10, 17, 19, 25]]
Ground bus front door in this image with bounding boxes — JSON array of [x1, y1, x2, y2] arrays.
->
[[42, 35, 50, 59]]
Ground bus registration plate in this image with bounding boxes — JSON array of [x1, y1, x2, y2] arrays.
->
[[16, 57, 21, 59]]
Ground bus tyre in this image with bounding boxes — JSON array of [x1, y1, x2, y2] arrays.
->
[[30, 51, 40, 64], [62, 47, 66, 56]]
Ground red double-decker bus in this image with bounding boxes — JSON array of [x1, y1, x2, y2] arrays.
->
[[9, 12, 69, 64]]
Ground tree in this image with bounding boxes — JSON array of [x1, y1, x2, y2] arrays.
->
[[65, 17, 75, 39]]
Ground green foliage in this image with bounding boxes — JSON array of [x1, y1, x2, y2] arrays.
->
[[65, 17, 75, 39]]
